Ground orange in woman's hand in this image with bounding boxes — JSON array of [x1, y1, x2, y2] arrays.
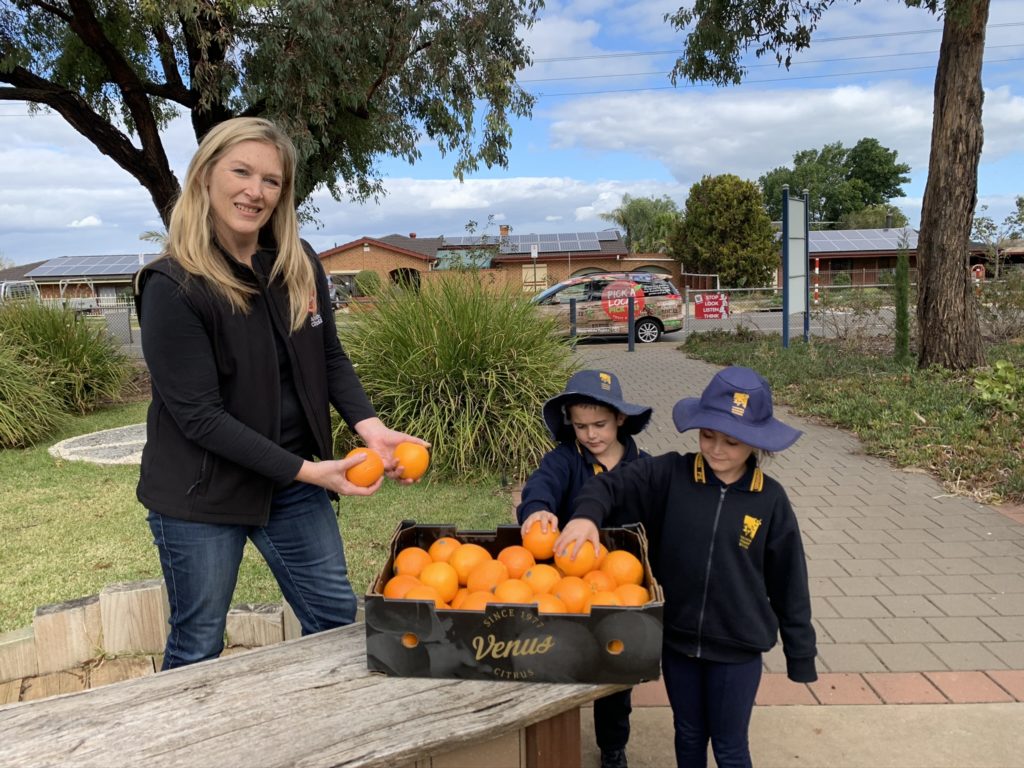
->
[[345, 447, 384, 487], [394, 442, 430, 480]]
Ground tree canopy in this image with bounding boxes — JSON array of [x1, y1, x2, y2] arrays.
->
[[972, 197, 1023, 278], [0, 0, 541, 222], [839, 203, 910, 230], [758, 138, 911, 226], [669, 174, 777, 287], [668, 0, 989, 370], [600, 194, 682, 253]]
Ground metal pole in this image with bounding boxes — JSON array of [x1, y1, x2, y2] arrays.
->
[[781, 185, 790, 348], [569, 298, 577, 338], [627, 295, 635, 352], [803, 188, 810, 344]]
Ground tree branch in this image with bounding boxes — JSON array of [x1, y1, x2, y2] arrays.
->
[[64, 0, 166, 154], [1, 69, 149, 179], [149, 22, 192, 105]]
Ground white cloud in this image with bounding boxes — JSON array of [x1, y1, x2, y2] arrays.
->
[[69, 216, 102, 228], [547, 82, 938, 184]]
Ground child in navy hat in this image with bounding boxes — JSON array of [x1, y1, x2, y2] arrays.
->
[[556, 366, 817, 768], [517, 368, 652, 768]]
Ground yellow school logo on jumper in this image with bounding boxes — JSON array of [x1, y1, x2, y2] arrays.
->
[[599, 372, 612, 390], [731, 392, 749, 416], [740, 515, 762, 549]]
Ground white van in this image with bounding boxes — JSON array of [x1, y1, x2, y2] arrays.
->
[[0, 280, 42, 304]]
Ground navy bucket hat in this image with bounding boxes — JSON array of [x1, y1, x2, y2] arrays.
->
[[672, 366, 802, 452], [543, 370, 653, 443]]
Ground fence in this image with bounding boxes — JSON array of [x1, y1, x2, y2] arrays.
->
[[42, 297, 143, 358], [684, 282, 916, 340]]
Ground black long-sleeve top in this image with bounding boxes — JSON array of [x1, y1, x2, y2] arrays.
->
[[573, 451, 817, 682]]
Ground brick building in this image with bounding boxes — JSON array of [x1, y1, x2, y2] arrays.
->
[[319, 228, 682, 295]]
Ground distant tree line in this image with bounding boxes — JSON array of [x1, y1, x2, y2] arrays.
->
[[602, 136, 917, 287]]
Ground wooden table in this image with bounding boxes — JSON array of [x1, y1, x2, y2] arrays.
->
[[0, 623, 624, 767]]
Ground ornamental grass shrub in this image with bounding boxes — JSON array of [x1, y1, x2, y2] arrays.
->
[[0, 342, 66, 448], [336, 273, 577, 482], [0, 302, 133, 415]]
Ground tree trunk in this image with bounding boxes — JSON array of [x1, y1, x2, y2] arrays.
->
[[916, 0, 989, 369]]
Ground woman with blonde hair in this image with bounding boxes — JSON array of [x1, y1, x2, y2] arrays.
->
[[135, 117, 426, 670]]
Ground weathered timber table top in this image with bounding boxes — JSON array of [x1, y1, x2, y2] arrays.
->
[[0, 623, 622, 767]]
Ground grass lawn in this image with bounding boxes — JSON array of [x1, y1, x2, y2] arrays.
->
[[681, 333, 1024, 505], [0, 401, 516, 633]]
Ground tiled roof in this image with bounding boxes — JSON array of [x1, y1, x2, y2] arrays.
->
[[0, 260, 47, 281]]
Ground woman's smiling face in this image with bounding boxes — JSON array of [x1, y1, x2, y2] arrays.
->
[[206, 140, 283, 255]]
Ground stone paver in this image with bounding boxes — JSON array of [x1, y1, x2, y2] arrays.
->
[[755, 673, 818, 705], [925, 671, 1015, 703], [809, 673, 882, 705], [862, 672, 946, 704], [987, 669, 1024, 700]]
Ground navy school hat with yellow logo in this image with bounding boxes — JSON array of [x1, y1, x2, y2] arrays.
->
[[672, 366, 801, 452], [543, 370, 653, 443]]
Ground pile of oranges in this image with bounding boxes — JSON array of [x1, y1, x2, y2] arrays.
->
[[381, 524, 651, 614]]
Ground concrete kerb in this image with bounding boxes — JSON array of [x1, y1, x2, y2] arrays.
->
[[49, 424, 146, 465]]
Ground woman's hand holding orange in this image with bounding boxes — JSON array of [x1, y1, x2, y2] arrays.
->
[[296, 455, 383, 496], [354, 417, 430, 484]]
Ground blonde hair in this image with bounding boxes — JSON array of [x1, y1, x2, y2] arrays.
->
[[163, 117, 314, 331]]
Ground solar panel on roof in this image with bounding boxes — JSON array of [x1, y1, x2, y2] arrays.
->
[[537, 243, 561, 253], [539, 234, 558, 243], [596, 231, 618, 241], [26, 253, 159, 278]]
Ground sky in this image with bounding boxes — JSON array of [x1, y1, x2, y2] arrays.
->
[[1, 0, 1023, 266]]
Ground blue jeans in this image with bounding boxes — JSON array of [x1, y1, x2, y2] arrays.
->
[[148, 481, 357, 670], [662, 647, 763, 768]]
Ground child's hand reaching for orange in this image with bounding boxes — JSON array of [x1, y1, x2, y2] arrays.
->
[[521, 510, 558, 538], [554, 518, 600, 560]]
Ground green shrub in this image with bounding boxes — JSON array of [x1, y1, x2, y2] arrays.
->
[[337, 274, 577, 481], [831, 271, 852, 288], [0, 341, 66, 448], [979, 271, 1024, 341], [354, 269, 381, 297], [894, 249, 911, 365], [974, 360, 1023, 416], [0, 303, 132, 414]]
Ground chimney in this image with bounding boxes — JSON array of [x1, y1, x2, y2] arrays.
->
[[884, 213, 893, 230], [499, 224, 510, 237], [409, 232, 417, 238]]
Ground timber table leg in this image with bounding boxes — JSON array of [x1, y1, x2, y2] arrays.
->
[[525, 707, 581, 768]]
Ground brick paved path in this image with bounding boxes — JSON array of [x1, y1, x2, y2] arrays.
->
[[574, 342, 1024, 706]]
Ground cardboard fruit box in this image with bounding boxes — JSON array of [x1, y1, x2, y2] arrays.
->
[[365, 521, 664, 684]]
